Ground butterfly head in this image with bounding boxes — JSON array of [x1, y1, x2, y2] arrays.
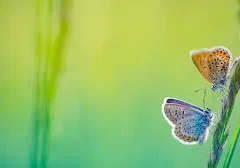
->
[[212, 84, 218, 91], [204, 108, 213, 119], [219, 79, 227, 86]]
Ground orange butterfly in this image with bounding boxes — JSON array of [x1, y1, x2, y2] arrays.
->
[[190, 46, 232, 92]]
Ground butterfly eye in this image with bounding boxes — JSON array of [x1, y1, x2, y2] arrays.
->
[[212, 85, 218, 91], [205, 108, 211, 115]]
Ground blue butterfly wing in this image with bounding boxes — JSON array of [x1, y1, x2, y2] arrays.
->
[[162, 97, 204, 126], [173, 115, 208, 145]]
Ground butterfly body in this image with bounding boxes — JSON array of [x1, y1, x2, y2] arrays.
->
[[190, 46, 232, 92], [162, 98, 214, 145], [212, 78, 227, 92]]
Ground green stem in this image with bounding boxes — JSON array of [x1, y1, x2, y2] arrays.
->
[[223, 119, 240, 168], [40, 1, 70, 168], [40, 0, 53, 167], [31, 0, 43, 167], [207, 60, 240, 168], [31, 1, 70, 168]]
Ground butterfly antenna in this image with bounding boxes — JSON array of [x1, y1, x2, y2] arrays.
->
[[203, 88, 206, 109], [195, 87, 204, 93]]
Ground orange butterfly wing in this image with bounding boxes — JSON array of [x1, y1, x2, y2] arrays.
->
[[190, 46, 231, 84], [191, 49, 214, 83]]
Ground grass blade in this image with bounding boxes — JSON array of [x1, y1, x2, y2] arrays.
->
[[223, 119, 240, 168], [40, 0, 71, 168], [30, 0, 43, 167]]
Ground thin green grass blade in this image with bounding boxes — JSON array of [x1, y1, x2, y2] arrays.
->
[[31, 0, 43, 167], [40, 1, 71, 168], [40, 0, 53, 167], [48, 0, 70, 100], [223, 119, 240, 168]]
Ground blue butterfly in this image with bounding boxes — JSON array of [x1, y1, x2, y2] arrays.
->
[[162, 97, 214, 145]]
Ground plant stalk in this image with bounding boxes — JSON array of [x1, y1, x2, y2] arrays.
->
[[223, 119, 240, 168], [207, 60, 240, 168]]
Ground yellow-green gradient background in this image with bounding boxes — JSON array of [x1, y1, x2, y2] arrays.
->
[[1, 0, 240, 167]]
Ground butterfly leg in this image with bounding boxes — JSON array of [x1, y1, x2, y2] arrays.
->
[[212, 111, 220, 122], [216, 90, 224, 102], [220, 90, 227, 99], [227, 74, 233, 80], [219, 86, 228, 99], [208, 126, 216, 137], [198, 131, 207, 145], [223, 87, 229, 96]]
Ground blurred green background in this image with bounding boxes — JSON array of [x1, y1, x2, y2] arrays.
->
[[0, 0, 240, 167]]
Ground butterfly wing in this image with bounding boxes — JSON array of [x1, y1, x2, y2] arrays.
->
[[190, 46, 232, 84], [207, 47, 231, 83], [190, 48, 213, 83], [162, 97, 204, 126], [173, 116, 210, 145]]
